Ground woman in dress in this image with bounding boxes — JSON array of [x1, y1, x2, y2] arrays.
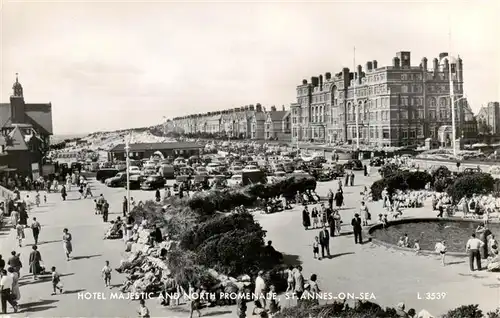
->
[[302, 207, 311, 230], [10, 209, 19, 229], [16, 224, 25, 247], [360, 201, 370, 226], [9, 267, 21, 302], [29, 245, 43, 280], [62, 228, 73, 261], [333, 210, 342, 235]]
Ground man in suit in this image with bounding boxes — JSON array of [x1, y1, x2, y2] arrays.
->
[[351, 213, 363, 244], [319, 226, 331, 259]]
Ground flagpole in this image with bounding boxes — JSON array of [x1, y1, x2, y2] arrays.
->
[[448, 15, 457, 157], [354, 47, 360, 150]]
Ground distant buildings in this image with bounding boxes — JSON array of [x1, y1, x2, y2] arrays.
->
[[168, 50, 480, 146], [0, 75, 53, 177], [167, 104, 291, 141], [476, 102, 500, 135]]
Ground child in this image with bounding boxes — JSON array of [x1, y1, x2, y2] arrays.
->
[[51, 266, 63, 295], [16, 224, 25, 247], [435, 240, 447, 266], [137, 299, 150, 318], [268, 285, 280, 315], [102, 260, 112, 287], [414, 240, 421, 254], [403, 234, 410, 247], [285, 266, 294, 293], [44, 194, 47, 204], [313, 236, 319, 259], [311, 208, 319, 229], [35, 191, 40, 207]]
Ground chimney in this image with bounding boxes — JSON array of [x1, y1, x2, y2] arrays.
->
[[256, 103, 262, 112], [421, 57, 428, 70], [372, 60, 378, 69], [244, 105, 249, 111], [302, 79, 308, 85], [357, 65, 362, 84], [319, 74, 323, 90], [439, 52, 448, 60], [342, 68, 350, 88], [249, 105, 255, 111], [457, 57, 463, 81], [271, 106, 277, 112], [311, 77, 319, 87], [393, 57, 400, 68], [443, 58, 449, 72], [325, 72, 331, 80], [366, 61, 373, 72], [397, 51, 411, 67], [433, 58, 439, 75]]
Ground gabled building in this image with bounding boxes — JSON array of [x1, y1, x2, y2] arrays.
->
[[264, 106, 291, 141], [0, 74, 53, 177]]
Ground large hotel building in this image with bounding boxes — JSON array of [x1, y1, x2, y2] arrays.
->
[[291, 51, 476, 147]]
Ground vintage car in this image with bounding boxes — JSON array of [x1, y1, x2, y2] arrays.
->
[[141, 175, 166, 190], [317, 169, 334, 182], [343, 159, 364, 171], [369, 157, 384, 167], [173, 175, 190, 194], [192, 175, 210, 190]]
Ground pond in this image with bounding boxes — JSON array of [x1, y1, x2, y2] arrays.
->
[[371, 220, 500, 253]]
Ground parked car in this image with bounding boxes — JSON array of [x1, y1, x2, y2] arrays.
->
[[344, 159, 363, 170], [141, 175, 166, 190], [227, 174, 243, 187], [369, 157, 384, 167], [105, 172, 127, 187], [126, 175, 143, 190], [192, 175, 209, 190], [96, 168, 119, 183], [196, 166, 209, 176], [173, 175, 190, 194], [129, 166, 141, 173], [159, 164, 175, 179]]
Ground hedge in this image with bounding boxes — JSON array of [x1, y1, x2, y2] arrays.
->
[[446, 173, 495, 202], [188, 175, 316, 215]]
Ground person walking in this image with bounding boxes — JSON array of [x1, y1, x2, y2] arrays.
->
[[35, 191, 40, 207], [302, 207, 311, 230], [0, 269, 18, 314], [334, 189, 344, 209], [102, 201, 109, 223], [122, 196, 128, 217], [466, 233, 484, 271], [9, 267, 20, 303], [31, 217, 41, 245], [349, 171, 355, 186], [62, 228, 73, 261], [61, 185, 67, 201], [434, 240, 447, 266], [29, 245, 42, 280], [333, 210, 342, 236], [254, 270, 267, 309], [351, 213, 363, 244], [51, 266, 64, 295], [7, 252, 22, 274], [155, 189, 161, 202], [10, 209, 19, 229], [0, 256, 4, 271], [327, 189, 334, 209], [360, 201, 370, 226], [319, 226, 330, 259], [344, 173, 349, 187], [293, 266, 304, 303], [15, 224, 25, 248], [102, 261, 112, 288]]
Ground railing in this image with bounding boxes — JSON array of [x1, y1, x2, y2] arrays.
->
[[0, 184, 15, 200]]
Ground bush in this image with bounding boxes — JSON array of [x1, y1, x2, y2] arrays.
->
[[431, 165, 452, 181], [379, 164, 399, 178], [371, 179, 388, 201], [488, 308, 500, 318], [446, 173, 495, 202], [195, 228, 268, 276], [179, 212, 263, 250], [443, 304, 483, 318], [405, 171, 432, 189]]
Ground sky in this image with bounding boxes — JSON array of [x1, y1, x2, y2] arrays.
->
[[1, 0, 499, 135]]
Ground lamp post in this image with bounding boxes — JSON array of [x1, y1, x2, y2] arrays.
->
[[124, 136, 131, 215]]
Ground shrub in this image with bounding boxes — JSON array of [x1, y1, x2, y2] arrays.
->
[[446, 173, 495, 202], [405, 171, 432, 190], [443, 304, 483, 318], [371, 179, 388, 201], [195, 228, 268, 276], [431, 165, 452, 181], [487, 308, 500, 318], [433, 178, 451, 192], [379, 164, 399, 178], [179, 212, 263, 250]]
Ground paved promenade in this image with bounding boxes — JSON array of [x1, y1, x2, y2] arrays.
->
[[0, 172, 499, 317]]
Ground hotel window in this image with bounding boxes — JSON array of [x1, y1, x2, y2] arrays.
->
[[382, 128, 390, 139], [375, 112, 379, 121], [417, 126, 424, 136], [401, 97, 409, 106], [418, 109, 424, 119], [401, 111, 408, 119], [370, 127, 374, 138], [402, 130, 408, 139], [401, 85, 408, 93], [410, 129, 416, 139], [401, 74, 408, 81]]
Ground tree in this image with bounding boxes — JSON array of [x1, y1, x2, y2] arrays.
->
[[478, 121, 492, 135]]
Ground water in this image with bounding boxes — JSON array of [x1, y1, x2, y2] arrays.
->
[[371, 220, 500, 253]]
